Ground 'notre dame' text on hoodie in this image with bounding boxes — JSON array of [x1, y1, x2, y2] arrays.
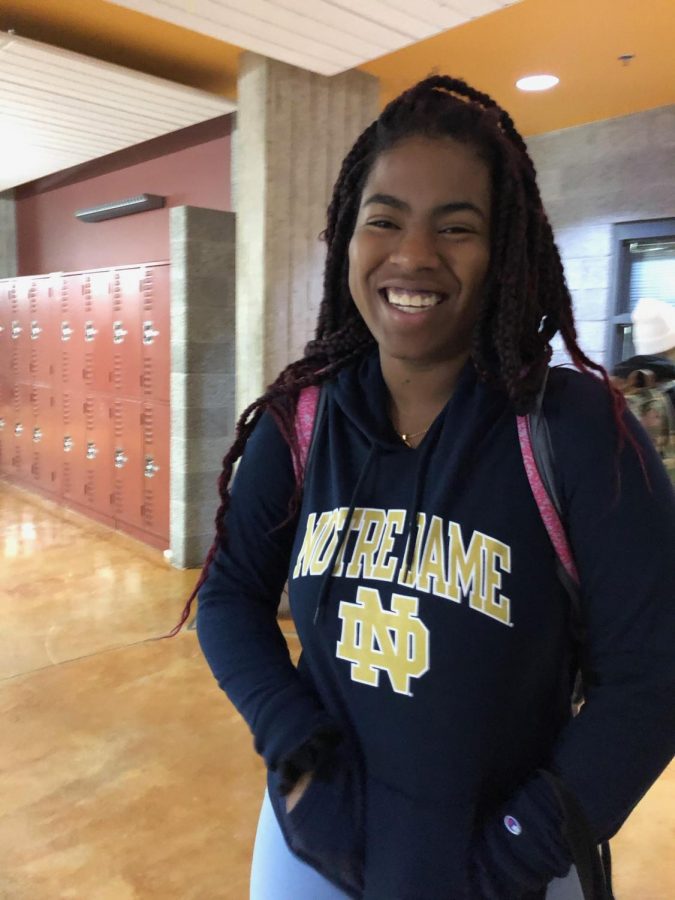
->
[[197, 351, 675, 900]]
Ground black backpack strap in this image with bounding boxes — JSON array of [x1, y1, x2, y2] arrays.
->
[[526, 370, 582, 624]]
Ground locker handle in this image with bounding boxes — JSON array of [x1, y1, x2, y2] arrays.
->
[[61, 322, 74, 342], [11, 322, 22, 339], [63, 436, 74, 453], [86, 442, 98, 460], [14, 423, 24, 436], [144, 456, 160, 478], [30, 321, 43, 340], [84, 321, 99, 342], [113, 321, 128, 344], [0, 418, 4, 429], [114, 449, 128, 468], [143, 321, 160, 345], [32, 427, 43, 443]]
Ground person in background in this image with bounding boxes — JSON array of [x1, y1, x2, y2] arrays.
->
[[612, 298, 675, 481], [178, 78, 675, 900]]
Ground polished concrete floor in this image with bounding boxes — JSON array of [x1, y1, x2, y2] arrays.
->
[[0, 482, 672, 899]]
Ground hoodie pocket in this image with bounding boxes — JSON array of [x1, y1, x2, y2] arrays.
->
[[362, 775, 474, 900], [267, 742, 365, 897]]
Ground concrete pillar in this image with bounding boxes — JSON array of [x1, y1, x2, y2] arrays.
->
[[235, 53, 378, 414], [170, 206, 236, 568], [0, 190, 18, 278]]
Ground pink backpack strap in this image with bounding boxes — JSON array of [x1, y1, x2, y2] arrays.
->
[[293, 385, 321, 481], [517, 415, 580, 586]]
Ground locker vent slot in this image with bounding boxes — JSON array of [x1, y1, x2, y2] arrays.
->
[[84, 352, 94, 386], [83, 278, 93, 314], [112, 357, 123, 390], [142, 359, 153, 394], [60, 280, 69, 315], [142, 407, 153, 445], [84, 399, 95, 432], [112, 275, 123, 313], [142, 272, 153, 311], [113, 406, 123, 440], [63, 462, 71, 495]]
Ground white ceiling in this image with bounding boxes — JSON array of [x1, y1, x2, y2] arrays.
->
[[0, 32, 236, 192], [108, 0, 522, 77]]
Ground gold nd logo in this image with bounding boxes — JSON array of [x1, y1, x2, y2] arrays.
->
[[336, 586, 430, 696]]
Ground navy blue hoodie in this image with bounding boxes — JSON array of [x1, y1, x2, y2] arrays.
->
[[197, 352, 675, 899]]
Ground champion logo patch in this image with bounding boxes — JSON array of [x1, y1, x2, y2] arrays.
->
[[503, 815, 522, 836]]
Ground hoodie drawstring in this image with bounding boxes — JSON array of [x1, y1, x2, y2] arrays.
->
[[400, 428, 441, 580], [313, 442, 379, 625]]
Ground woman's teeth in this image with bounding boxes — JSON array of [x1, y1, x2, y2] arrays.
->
[[384, 288, 445, 313]]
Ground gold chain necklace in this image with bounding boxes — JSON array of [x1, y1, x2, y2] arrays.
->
[[397, 425, 431, 448]]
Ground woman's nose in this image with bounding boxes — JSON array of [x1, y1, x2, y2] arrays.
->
[[388, 227, 440, 270]]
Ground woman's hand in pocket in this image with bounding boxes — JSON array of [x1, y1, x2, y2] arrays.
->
[[285, 771, 313, 814]]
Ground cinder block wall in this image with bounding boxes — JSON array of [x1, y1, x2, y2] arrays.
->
[[527, 105, 675, 366], [170, 206, 235, 568]]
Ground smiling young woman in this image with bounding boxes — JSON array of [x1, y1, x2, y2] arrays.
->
[[348, 135, 492, 445], [175, 76, 675, 900]]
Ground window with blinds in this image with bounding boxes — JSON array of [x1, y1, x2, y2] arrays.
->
[[609, 219, 675, 366], [627, 240, 675, 312]]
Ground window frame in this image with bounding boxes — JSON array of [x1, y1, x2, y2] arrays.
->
[[607, 216, 675, 367]]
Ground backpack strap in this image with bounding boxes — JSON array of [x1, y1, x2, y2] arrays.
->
[[293, 385, 324, 482], [521, 377, 615, 899], [517, 370, 580, 593]]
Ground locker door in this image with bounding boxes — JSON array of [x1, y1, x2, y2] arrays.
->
[[58, 275, 86, 396], [12, 277, 32, 385], [27, 277, 51, 386], [28, 385, 53, 492], [42, 389, 62, 496], [83, 394, 113, 516], [60, 390, 87, 504], [30, 277, 56, 388], [111, 397, 143, 530], [82, 271, 112, 395], [141, 401, 169, 542], [0, 280, 11, 473], [141, 265, 170, 404], [0, 279, 12, 404], [111, 268, 142, 400], [10, 383, 31, 480]]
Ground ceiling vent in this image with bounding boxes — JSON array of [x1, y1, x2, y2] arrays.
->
[[75, 194, 166, 223]]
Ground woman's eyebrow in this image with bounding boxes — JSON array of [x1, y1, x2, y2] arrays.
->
[[363, 193, 408, 211], [363, 193, 485, 219]]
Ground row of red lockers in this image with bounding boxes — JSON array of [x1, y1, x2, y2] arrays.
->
[[0, 264, 170, 547], [0, 264, 169, 402]]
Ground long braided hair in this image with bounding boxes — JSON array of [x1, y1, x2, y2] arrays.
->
[[168, 74, 627, 636]]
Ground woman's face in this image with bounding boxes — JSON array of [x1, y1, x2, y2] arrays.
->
[[348, 135, 492, 368]]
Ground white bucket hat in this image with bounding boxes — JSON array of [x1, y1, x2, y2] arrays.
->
[[631, 298, 675, 356]]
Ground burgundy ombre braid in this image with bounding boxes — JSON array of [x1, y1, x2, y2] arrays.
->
[[166, 74, 638, 637]]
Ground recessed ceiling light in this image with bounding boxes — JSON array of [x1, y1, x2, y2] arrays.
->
[[516, 75, 560, 92]]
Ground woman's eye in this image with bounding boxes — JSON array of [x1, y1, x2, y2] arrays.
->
[[366, 219, 398, 229], [440, 225, 472, 235]]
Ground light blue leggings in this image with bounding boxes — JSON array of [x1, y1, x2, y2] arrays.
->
[[250, 789, 349, 899], [249, 791, 583, 900]]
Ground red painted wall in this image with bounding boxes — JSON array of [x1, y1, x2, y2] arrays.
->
[[16, 133, 231, 275]]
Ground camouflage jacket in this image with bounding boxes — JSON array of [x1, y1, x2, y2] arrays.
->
[[624, 383, 675, 483]]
